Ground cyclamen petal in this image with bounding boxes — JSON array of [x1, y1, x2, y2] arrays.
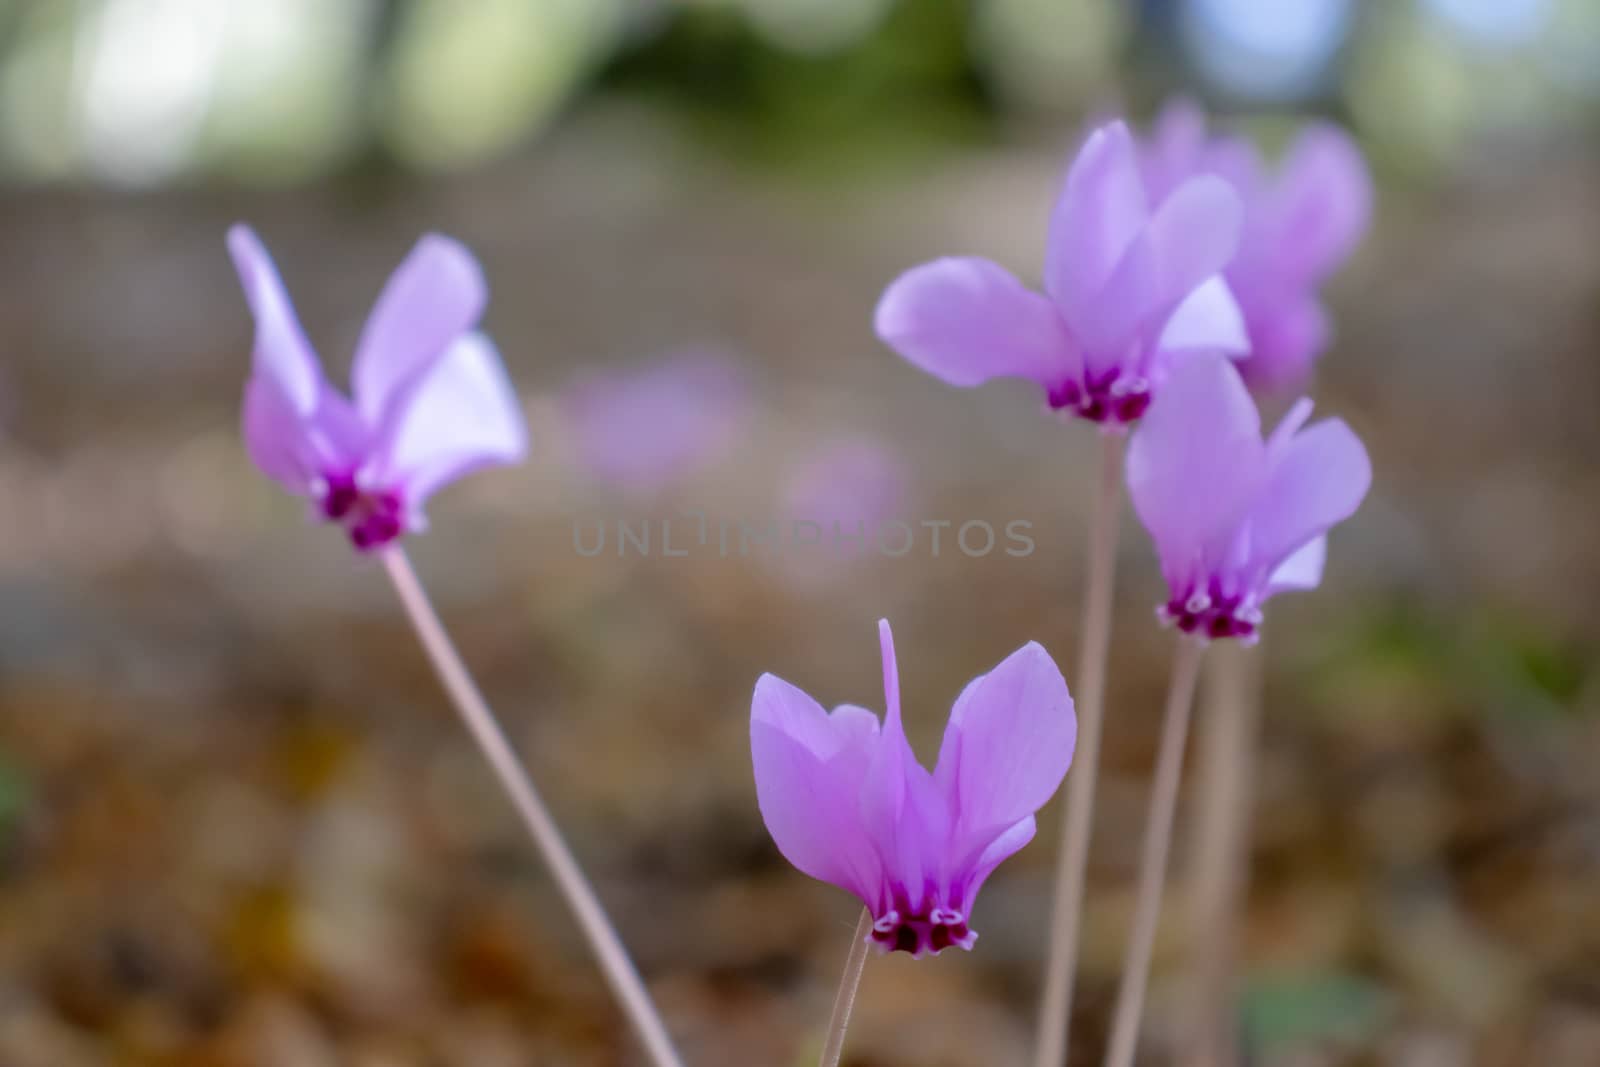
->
[[242, 377, 323, 493], [1129, 355, 1371, 642], [1140, 98, 1261, 206], [227, 225, 525, 551], [227, 225, 322, 416], [353, 233, 488, 425], [876, 119, 1244, 428], [369, 332, 529, 518], [751, 681, 882, 905], [959, 815, 1038, 909], [1246, 296, 1330, 393], [750, 620, 1075, 958], [934, 641, 1075, 838], [1077, 174, 1244, 362], [1139, 100, 1372, 392], [1269, 124, 1372, 286], [752, 674, 880, 763], [1247, 416, 1371, 581], [1045, 121, 1148, 321], [1265, 535, 1326, 597], [241, 375, 371, 498], [1126, 354, 1267, 593], [875, 257, 1075, 389], [1155, 276, 1249, 358], [751, 684, 883, 907]]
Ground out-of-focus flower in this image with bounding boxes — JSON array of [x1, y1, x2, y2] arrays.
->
[[1126, 355, 1371, 643], [1142, 100, 1372, 392], [228, 225, 526, 550], [560, 348, 749, 496], [767, 436, 909, 589], [875, 121, 1247, 428], [751, 620, 1075, 957], [779, 437, 907, 551]]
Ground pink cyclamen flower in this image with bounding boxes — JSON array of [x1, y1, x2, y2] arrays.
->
[[751, 620, 1075, 957], [561, 347, 748, 496], [1141, 99, 1372, 393], [779, 436, 907, 550], [875, 120, 1248, 427], [1127, 354, 1371, 643], [228, 225, 527, 550]]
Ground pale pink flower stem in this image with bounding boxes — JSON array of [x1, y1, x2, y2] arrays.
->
[[819, 909, 874, 1067], [380, 548, 685, 1067], [1183, 642, 1263, 1067], [1103, 637, 1207, 1067], [1034, 432, 1125, 1067]]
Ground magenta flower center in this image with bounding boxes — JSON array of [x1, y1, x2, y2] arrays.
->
[[319, 473, 404, 551], [867, 890, 977, 958], [1158, 583, 1262, 643], [1046, 369, 1150, 426]]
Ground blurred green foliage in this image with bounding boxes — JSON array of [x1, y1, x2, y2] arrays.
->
[[605, 0, 990, 171], [1244, 970, 1392, 1052], [2, 0, 1592, 186], [0, 750, 26, 844]]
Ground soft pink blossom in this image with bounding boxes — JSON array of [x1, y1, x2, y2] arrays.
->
[[228, 225, 526, 549], [752, 620, 1075, 957], [876, 121, 1247, 427]]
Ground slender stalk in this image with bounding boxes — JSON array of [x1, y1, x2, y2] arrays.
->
[[818, 909, 874, 1067], [1103, 637, 1206, 1067], [1183, 643, 1263, 1067], [379, 548, 684, 1067], [1034, 432, 1126, 1067]]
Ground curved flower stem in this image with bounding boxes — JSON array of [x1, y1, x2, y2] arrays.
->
[[380, 548, 684, 1067], [1034, 431, 1126, 1067], [1183, 643, 1263, 1067], [819, 909, 874, 1067], [1103, 637, 1207, 1067]]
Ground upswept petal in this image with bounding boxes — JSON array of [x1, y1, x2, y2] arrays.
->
[[1238, 296, 1329, 392], [241, 379, 320, 493], [1155, 275, 1249, 357], [1080, 175, 1244, 363], [1269, 124, 1372, 284], [857, 622, 951, 907], [366, 332, 527, 511], [1247, 416, 1371, 582], [1264, 534, 1326, 597], [861, 744, 950, 915], [954, 815, 1037, 910], [227, 224, 323, 417], [875, 257, 1074, 388], [1141, 98, 1209, 202], [352, 233, 487, 425], [242, 376, 369, 494], [1045, 122, 1149, 324], [857, 623, 908, 857], [1202, 136, 1262, 200], [751, 674, 881, 763], [752, 721, 882, 905], [1126, 356, 1266, 589], [933, 641, 1074, 838], [1144, 100, 1262, 199], [751, 675, 882, 901]]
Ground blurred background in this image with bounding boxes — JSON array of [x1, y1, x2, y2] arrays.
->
[[1, 0, 1598, 1064]]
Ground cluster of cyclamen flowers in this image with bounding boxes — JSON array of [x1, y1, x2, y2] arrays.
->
[[229, 100, 1371, 1067]]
